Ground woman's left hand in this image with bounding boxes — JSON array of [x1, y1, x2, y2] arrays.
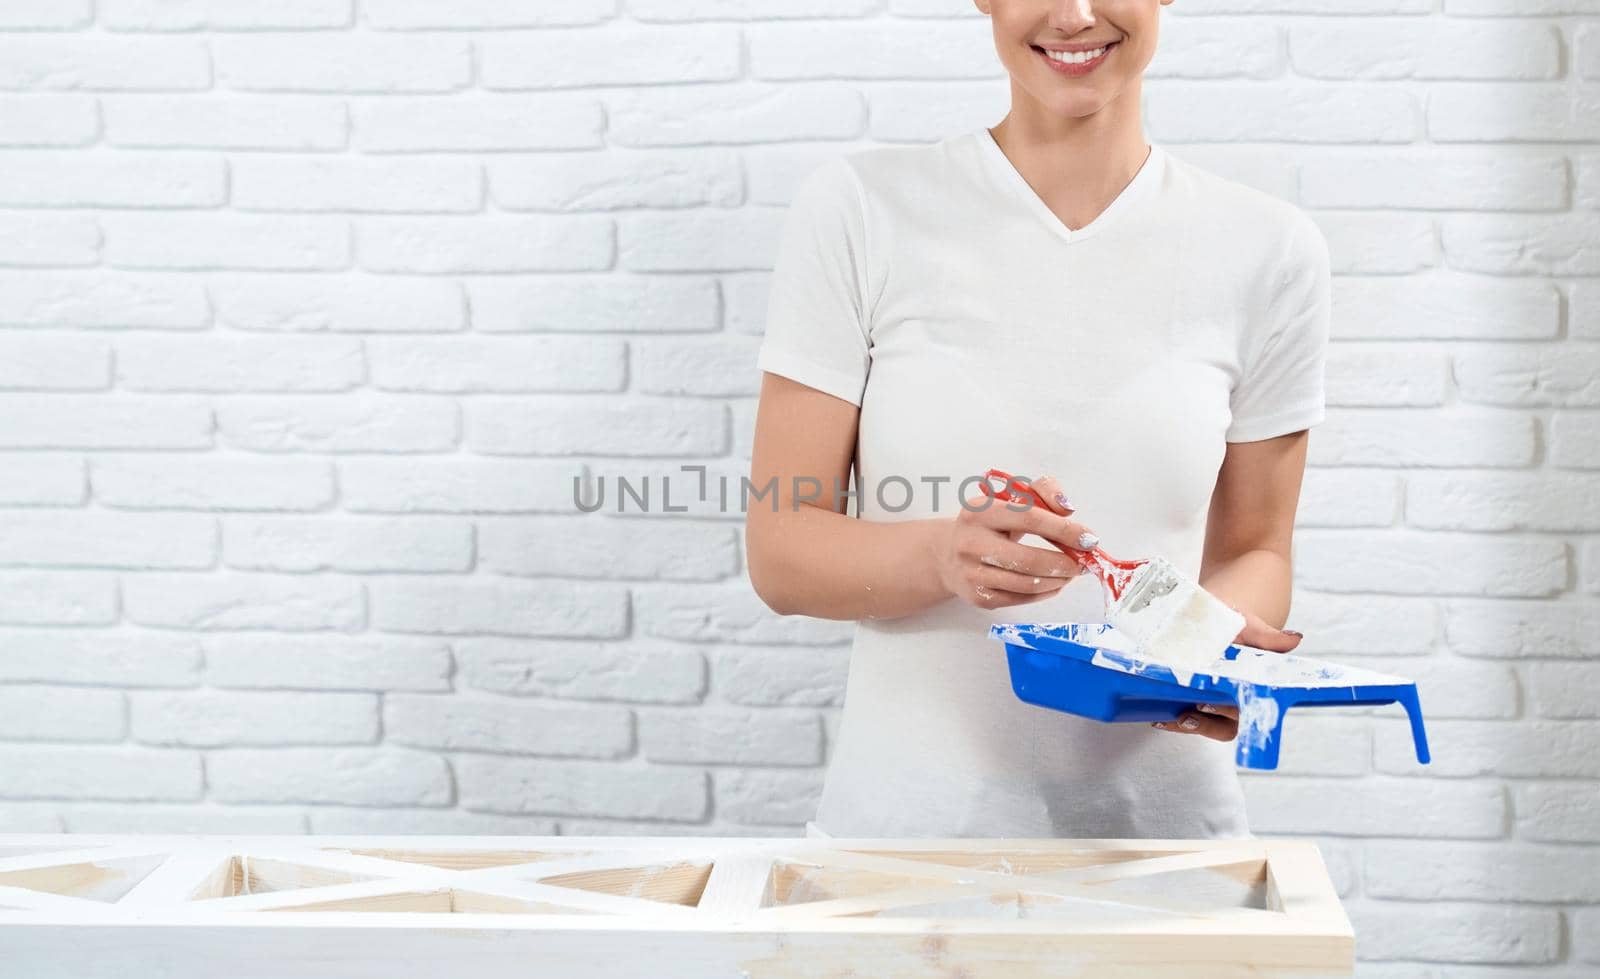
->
[[1151, 606, 1304, 742]]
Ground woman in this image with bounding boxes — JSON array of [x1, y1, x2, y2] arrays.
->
[[746, 0, 1328, 840]]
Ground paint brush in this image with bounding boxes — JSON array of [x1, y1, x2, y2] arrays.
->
[[980, 470, 1244, 680]]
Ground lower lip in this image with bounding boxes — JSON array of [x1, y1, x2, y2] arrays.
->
[[1034, 42, 1117, 77]]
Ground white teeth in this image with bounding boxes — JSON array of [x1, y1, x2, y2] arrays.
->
[[1043, 45, 1108, 64]]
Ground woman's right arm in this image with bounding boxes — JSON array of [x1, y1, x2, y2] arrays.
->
[[745, 372, 1099, 622]]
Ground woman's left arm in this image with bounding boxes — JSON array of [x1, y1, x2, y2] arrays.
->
[[1154, 428, 1311, 740]]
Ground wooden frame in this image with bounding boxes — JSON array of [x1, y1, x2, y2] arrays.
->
[[0, 833, 1353, 977]]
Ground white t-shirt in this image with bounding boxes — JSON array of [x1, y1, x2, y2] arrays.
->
[[755, 126, 1330, 840]]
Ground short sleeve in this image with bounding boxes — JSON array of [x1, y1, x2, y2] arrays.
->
[[755, 156, 873, 407], [1226, 211, 1331, 443]]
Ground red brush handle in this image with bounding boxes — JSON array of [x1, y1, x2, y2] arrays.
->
[[979, 468, 1147, 601]]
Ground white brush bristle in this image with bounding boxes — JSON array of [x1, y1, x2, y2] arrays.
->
[[1107, 557, 1244, 681]]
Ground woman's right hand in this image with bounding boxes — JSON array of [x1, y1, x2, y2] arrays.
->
[[930, 474, 1101, 610]]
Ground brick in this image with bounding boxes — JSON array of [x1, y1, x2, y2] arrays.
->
[[223, 515, 470, 573], [0, 804, 64, 831], [454, 639, 706, 704], [1445, 599, 1600, 659], [0, 511, 213, 569], [358, 215, 611, 273], [1333, 275, 1559, 340], [466, 398, 725, 456], [634, 338, 762, 395], [0, 271, 207, 329], [384, 694, 632, 758], [715, 769, 824, 825], [1317, 212, 1435, 275], [1515, 783, 1600, 843], [748, 22, 998, 80], [103, 213, 350, 272], [1291, 21, 1558, 80], [64, 805, 307, 835], [93, 456, 336, 510], [1147, 83, 1415, 143], [1455, 345, 1600, 407], [371, 578, 627, 638], [1447, 0, 1600, 10], [1296, 530, 1566, 596], [635, 584, 855, 644], [457, 756, 707, 821], [1244, 715, 1371, 777], [0, 0, 91, 28], [216, 396, 459, 453], [1301, 153, 1569, 210], [1242, 778, 1505, 838], [0, 630, 199, 687], [632, 0, 877, 18], [212, 274, 464, 333], [208, 748, 450, 806], [0, 210, 100, 265], [1324, 345, 1452, 407], [479, 517, 737, 581], [487, 151, 740, 212], [0, 37, 209, 91], [468, 275, 719, 333], [0, 335, 110, 390], [340, 459, 580, 514], [0, 687, 124, 741], [1348, 904, 1560, 964], [123, 574, 365, 631], [1296, 469, 1400, 527], [310, 809, 557, 835], [1367, 841, 1600, 902], [130, 690, 377, 746], [0, 455, 85, 504], [1379, 656, 1519, 719], [1407, 471, 1600, 531], [1443, 214, 1600, 275], [1430, 83, 1600, 142], [0, 400, 210, 453], [368, 337, 623, 393], [103, 96, 347, 150], [0, 746, 202, 801], [0, 572, 117, 626], [364, 0, 615, 29], [714, 646, 848, 707], [116, 335, 363, 392], [1172, 0, 1429, 8], [1148, 20, 1281, 79], [482, 25, 739, 89], [203, 635, 450, 692], [101, 0, 350, 30], [0, 95, 97, 147], [608, 83, 864, 147], [1523, 659, 1600, 719], [1376, 719, 1600, 777], [639, 707, 821, 765], [0, 152, 223, 207], [620, 210, 782, 272], [214, 35, 470, 93], [1551, 412, 1600, 468], [352, 96, 602, 152], [1309, 409, 1536, 468], [233, 156, 481, 213]]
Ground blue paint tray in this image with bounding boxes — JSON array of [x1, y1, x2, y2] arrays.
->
[[991, 622, 1431, 771]]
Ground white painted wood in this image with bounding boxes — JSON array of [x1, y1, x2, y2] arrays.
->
[[0, 833, 1354, 978]]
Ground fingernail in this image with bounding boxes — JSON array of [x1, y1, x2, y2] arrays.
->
[[1282, 629, 1303, 638], [1180, 716, 1200, 731], [1054, 492, 1075, 511], [1197, 703, 1219, 714], [1151, 722, 1167, 729], [1077, 531, 1099, 550]]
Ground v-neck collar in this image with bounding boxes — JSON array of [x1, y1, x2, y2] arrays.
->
[[973, 127, 1165, 244]]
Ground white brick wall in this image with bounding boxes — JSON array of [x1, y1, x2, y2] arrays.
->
[[0, 3, 1594, 973]]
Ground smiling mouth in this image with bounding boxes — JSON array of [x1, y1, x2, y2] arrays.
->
[[1032, 41, 1119, 65]]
